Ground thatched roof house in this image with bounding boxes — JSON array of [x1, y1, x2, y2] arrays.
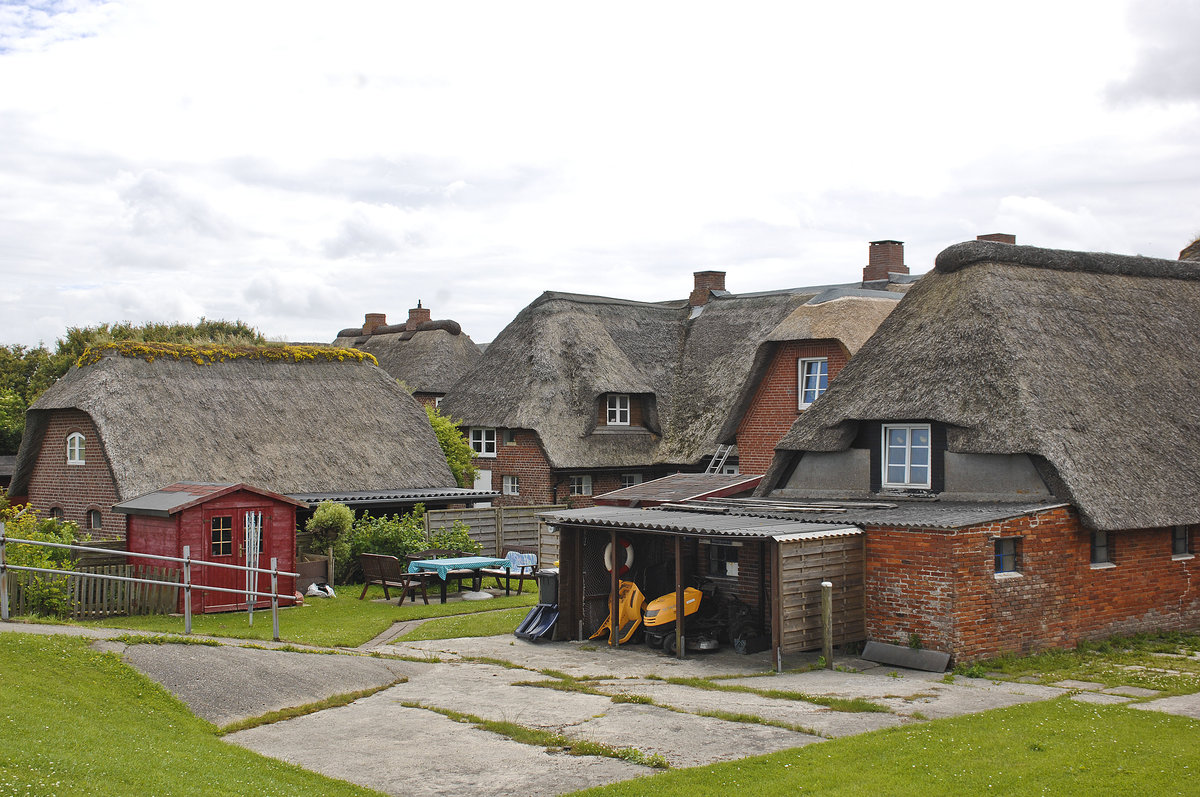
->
[[11, 343, 465, 538], [760, 239, 1200, 531], [334, 303, 482, 402], [440, 252, 909, 505]]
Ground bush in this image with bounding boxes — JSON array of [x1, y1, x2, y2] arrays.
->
[[305, 501, 353, 549], [332, 504, 482, 583], [1, 500, 82, 618]]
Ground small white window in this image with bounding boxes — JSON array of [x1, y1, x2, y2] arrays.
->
[[469, 428, 496, 457], [66, 432, 85, 465], [434, 396, 443, 407], [607, 394, 630, 425], [798, 358, 829, 408], [569, 475, 592, 496], [620, 473, 643, 489], [882, 424, 931, 488], [502, 475, 519, 495], [87, 509, 102, 531]]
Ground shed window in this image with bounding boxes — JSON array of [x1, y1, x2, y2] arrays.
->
[[882, 424, 931, 488], [87, 509, 102, 531], [211, 516, 233, 557], [569, 475, 592, 496], [469, 428, 496, 458], [1173, 526, 1192, 557], [994, 538, 1020, 574], [798, 358, 829, 408], [607, 394, 630, 425], [707, 544, 739, 578], [66, 432, 85, 465], [1091, 531, 1111, 566]]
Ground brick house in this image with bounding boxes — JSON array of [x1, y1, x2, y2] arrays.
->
[[333, 302, 483, 407], [751, 238, 1200, 662], [439, 243, 910, 509], [9, 343, 486, 540]]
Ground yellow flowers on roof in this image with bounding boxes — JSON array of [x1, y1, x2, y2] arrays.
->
[[76, 341, 379, 368]]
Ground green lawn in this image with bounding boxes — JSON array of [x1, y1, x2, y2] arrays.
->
[[397, 605, 533, 641], [63, 585, 537, 647], [573, 698, 1200, 796], [0, 633, 382, 796]]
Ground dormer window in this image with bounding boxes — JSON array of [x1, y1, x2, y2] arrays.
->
[[469, 428, 496, 458], [882, 424, 930, 489], [798, 358, 829, 408], [66, 432, 85, 465], [607, 394, 630, 425]]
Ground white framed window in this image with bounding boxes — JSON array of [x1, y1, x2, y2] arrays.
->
[[469, 428, 496, 457], [1173, 526, 1192, 558], [569, 475, 592, 496], [434, 396, 443, 407], [798, 358, 829, 408], [620, 473, 643, 489], [1091, 530, 1112, 566], [882, 424, 931, 488], [502, 475, 519, 495], [607, 394, 630, 425], [66, 432, 85, 465], [87, 509, 102, 531]]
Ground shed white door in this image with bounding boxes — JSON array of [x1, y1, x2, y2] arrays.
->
[[474, 469, 493, 507]]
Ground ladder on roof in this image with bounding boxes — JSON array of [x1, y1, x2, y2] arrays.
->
[[706, 444, 734, 474]]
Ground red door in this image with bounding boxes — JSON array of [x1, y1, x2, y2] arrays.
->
[[201, 507, 269, 611]]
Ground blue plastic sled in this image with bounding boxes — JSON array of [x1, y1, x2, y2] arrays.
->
[[515, 604, 559, 641]]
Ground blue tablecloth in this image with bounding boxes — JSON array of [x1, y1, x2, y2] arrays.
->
[[408, 556, 510, 580]]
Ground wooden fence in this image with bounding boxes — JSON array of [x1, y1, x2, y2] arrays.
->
[[5, 564, 180, 620], [426, 505, 565, 560]]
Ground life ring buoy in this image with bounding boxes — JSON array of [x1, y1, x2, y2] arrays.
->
[[603, 537, 634, 575]]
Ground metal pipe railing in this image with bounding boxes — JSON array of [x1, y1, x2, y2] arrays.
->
[[0, 524, 300, 641]]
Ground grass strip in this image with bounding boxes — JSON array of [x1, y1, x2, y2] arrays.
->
[[396, 606, 531, 641], [70, 586, 538, 647], [0, 633, 383, 796], [400, 702, 670, 769], [572, 697, 1200, 796], [220, 680, 405, 735], [652, 675, 889, 713]]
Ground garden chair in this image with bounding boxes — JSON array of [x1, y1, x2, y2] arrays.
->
[[358, 553, 432, 606], [480, 545, 538, 596]]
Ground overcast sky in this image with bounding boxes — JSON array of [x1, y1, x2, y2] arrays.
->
[[2, 0, 1197, 348]]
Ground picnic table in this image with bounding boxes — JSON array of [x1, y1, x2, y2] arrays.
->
[[407, 556, 511, 603]]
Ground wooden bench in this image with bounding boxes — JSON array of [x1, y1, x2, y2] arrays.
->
[[358, 553, 431, 606], [480, 545, 539, 596]]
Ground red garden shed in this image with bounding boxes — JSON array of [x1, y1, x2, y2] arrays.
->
[[115, 482, 304, 613]]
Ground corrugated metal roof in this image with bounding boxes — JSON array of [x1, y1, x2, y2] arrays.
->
[[287, 487, 499, 508], [723, 499, 1071, 530], [541, 505, 856, 539], [114, 482, 307, 517], [595, 472, 761, 506]]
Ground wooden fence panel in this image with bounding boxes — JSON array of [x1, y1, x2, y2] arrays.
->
[[778, 534, 866, 654], [426, 505, 566, 560]]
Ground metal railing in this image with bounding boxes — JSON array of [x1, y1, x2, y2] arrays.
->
[[0, 521, 299, 641]]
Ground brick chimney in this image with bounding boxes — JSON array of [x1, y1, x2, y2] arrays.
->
[[864, 240, 907, 283], [363, 313, 387, 334], [689, 271, 726, 307], [406, 300, 431, 331], [977, 233, 1016, 244]]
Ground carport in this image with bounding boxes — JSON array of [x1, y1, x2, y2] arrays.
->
[[541, 506, 865, 669]]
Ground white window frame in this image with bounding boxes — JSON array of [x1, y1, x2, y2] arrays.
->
[[881, 423, 931, 489], [502, 475, 519, 496], [620, 473, 643, 489], [66, 432, 85, 465], [606, 394, 631, 425], [798, 357, 829, 409], [469, 427, 496, 458], [569, 475, 592, 496], [87, 509, 103, 531]]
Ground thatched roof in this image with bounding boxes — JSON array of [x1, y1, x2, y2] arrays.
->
[[762, 239, 1200, 531], [441, 281, 899, 470], [334, 319, 482, 394], [11, 344, 455, 500]]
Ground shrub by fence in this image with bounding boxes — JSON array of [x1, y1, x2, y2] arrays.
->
[[5, 564, 179, 619]]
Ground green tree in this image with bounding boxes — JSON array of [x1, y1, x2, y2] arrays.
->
[[424, 404, 479, 488], [0, 318, 265, 454], [1, 492, 81, 618]]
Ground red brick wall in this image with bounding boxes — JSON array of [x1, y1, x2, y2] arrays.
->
[[26, 410, 125, 541], [865, 507, 1200, 662], [487, 429, 556, 507], [736, 341, 849, 474]]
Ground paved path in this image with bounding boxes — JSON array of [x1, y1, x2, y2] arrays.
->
[[6, 617, 1200, 796]]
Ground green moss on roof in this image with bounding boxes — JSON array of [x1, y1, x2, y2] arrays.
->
[[76, 341, 379, 368]]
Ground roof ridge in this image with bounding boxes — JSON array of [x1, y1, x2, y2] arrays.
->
[[936, 240, 1198, 280]]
